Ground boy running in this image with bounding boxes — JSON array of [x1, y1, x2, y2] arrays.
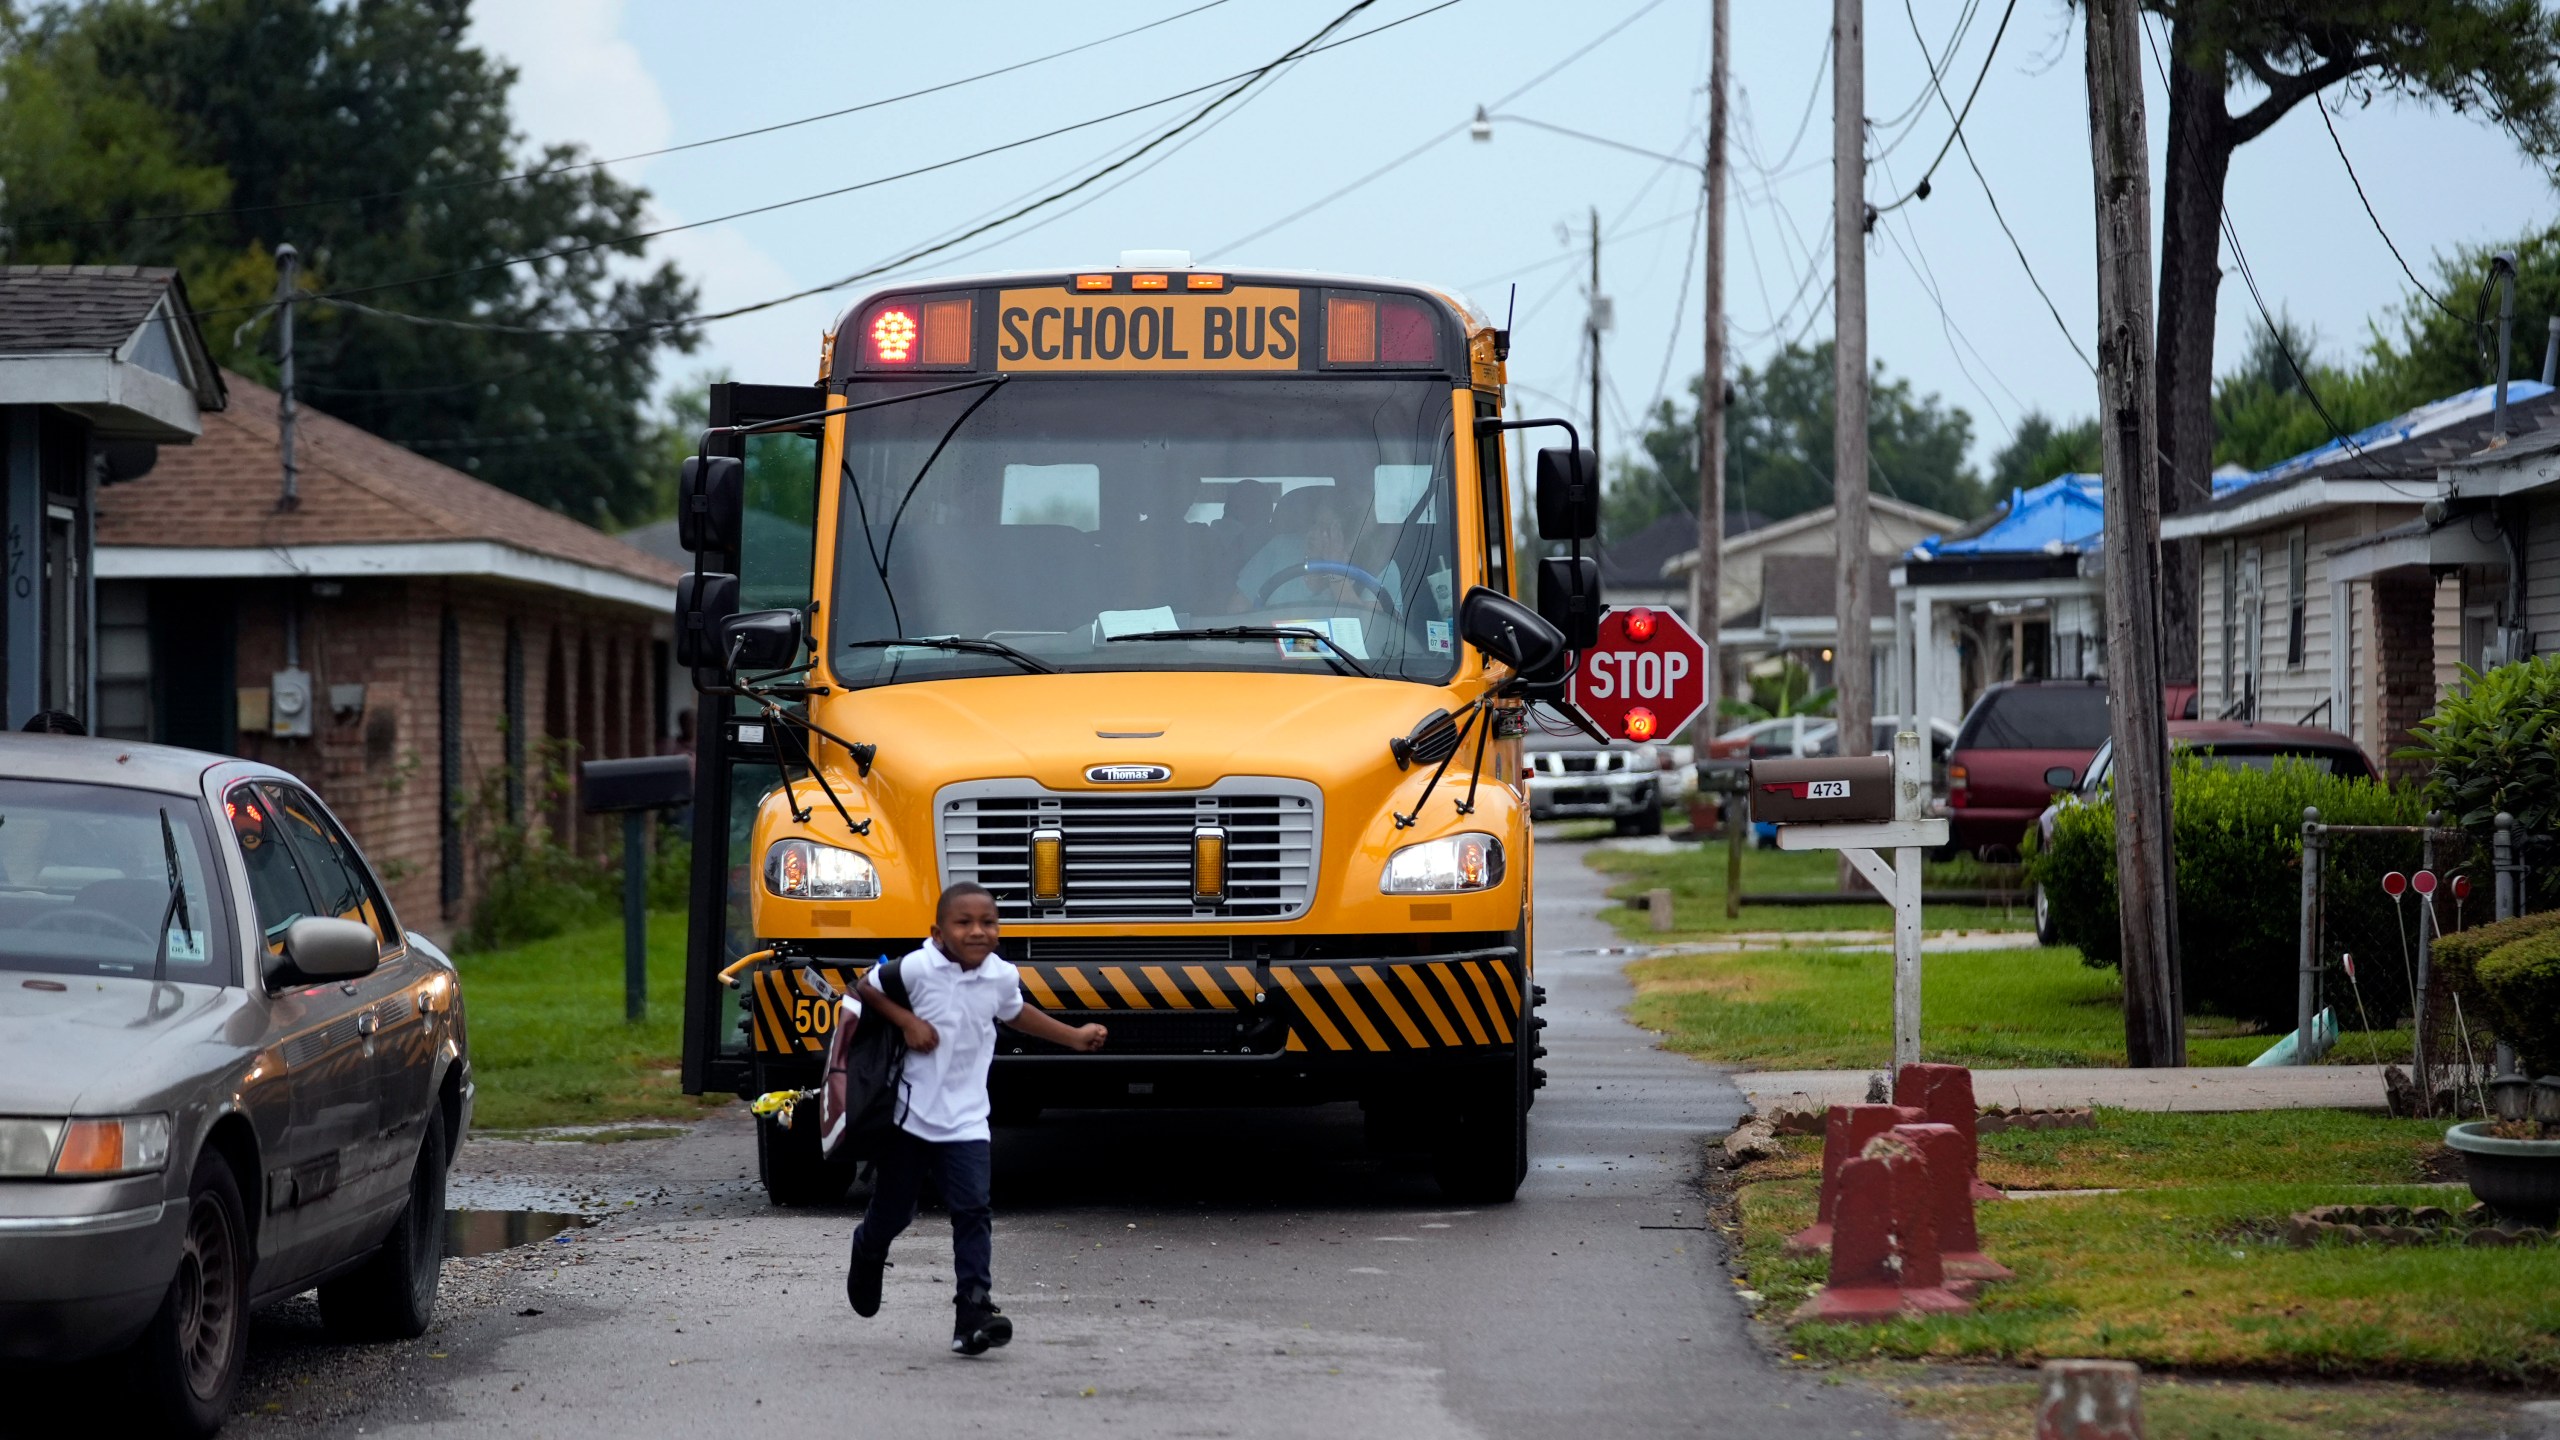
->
[[846, 881, 1106, 1353]]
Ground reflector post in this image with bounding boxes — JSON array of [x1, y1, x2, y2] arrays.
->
[[1030, 827, 1065, 906], [1327, 296, 1378, 363], [1192, 825, 1227, 905]]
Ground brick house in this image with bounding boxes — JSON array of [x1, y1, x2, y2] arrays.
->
[[93, 370, 680, 934]]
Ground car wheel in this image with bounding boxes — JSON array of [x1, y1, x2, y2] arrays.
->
[[1632, 804, 1664, 837], [128, 1150, 249, 1438], [321, 1105, 448, 1340], [2034, 884, 2059, 946]]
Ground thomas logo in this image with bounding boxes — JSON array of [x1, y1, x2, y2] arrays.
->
[[1086, 764, 1172, 784]]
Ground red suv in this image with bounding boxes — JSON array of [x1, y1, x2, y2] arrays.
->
[[1945, 680, 2111, 857]]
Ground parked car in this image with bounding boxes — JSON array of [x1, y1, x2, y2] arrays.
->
[[0, 738, 468, 1437], [2029, 721, 2376, 942], [1944, 679, 2114, 859], [1526, 733, 1691, 835], [1705, 715, 1827, 760]]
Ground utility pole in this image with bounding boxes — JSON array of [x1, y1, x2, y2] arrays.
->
[[1587, 205, 1604, 474], [2085, 0, 2183, 1066], [1831, 0, 1872, 765], [1692, 0, 1728, 723], [275, 243, 301, 513]]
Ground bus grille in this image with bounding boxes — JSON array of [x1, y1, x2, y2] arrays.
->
[[938, 778, 1320, 922]]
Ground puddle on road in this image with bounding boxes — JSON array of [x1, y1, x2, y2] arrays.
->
[[445, 1208, 595, 1258]]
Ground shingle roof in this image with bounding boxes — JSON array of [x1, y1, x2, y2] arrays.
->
[[2210, 382, 2560, 498], [96, 371, 680, 590], [0, 266, 184, 352], [1758, 552, 1891, 622]]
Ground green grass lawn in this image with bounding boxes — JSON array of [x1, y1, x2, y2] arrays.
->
[[451, 911, 729, 1132], [1881, 1372, 2495, 1440], [1627, 940, 2411, 1070], [1587, 843, 2039, 936], [1733, 1111, 2553, 1381]]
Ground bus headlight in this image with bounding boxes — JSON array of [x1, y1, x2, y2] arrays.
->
[[763, 840, 881, 900], [1380, 833, 1504, 894]]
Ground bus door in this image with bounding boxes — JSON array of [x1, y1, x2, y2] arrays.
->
[[680, 381, 823, 1097]]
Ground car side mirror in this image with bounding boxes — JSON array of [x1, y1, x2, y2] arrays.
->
[[674, 571, 738, 668], [2043, 766, 2077, 789], [1460, 586, 1567, 678], [678, 454, 744, 554], [1534, 446, 1599, 541], [721, 608, 805, 672], [278, 916, 379, 983]]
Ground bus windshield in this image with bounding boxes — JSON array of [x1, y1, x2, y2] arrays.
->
[[828, 376, 1462, 687]]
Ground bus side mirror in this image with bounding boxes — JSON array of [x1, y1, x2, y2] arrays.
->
[[1460, 586, 1566, 678], [674, 572, 738, 668], [1535, 446, 1599, 541], [678, 454, 745, 554], [721, 608, 804, 672], [1536, 555, 1602, 650]]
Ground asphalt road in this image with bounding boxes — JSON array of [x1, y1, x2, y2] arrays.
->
[[221, 837, 1921, 1438]]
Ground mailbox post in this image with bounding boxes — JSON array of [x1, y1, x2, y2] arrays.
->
[[581, 755, 695, 1022], [1750, 731, 1947, 1067]]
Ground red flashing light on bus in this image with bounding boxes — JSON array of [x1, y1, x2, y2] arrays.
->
[[1623, 607, 1658, 643], [870, 307, 917, 363], [1624, 707, 1658, 742], [864, 297, 973, 367]]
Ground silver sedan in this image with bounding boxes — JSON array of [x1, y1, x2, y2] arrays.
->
[[0, 737, 469, 1437]]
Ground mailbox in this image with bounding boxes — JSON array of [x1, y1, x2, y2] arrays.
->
[[1748, 755, 1894, 825], [580, 755, 695, 813]]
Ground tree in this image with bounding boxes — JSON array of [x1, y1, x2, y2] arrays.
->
[[2143, 0, 2560, 685], [1988, 410, 2101, 494], [0, 0, 699, 523], [2209, 317, 2408, 471], [1624, 341, 1985, 529], [2367, 220, 2560, 401]]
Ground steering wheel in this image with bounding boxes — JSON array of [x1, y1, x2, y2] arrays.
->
[[28, 908, 158, 945], [1252, 561, 1400, 617]]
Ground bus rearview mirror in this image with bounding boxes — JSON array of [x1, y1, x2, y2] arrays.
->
[[1459, 586, 1566, 678], [1536, 555, 1601, 650], [678, 454, 745, 554], [674, 572, 738, 668], [1535, 446, 1599, 541], [721, 608, 804, 673]]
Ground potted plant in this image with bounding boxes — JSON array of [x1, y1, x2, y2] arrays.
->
[[2433, 909, 2560, 1223]]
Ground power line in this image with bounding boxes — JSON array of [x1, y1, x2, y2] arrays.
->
[[1900, 0, 2090, 374], [1871, 0, 2018, 216], [2314, 99, 2468, 325], [1204, 0, 1674, 257], [21, 0, 1241, 234], [275, 0, 1458, 339], [203, 0, 1451, 324], [1734, 32, 1832, 180], [1865, 0, 1984, 163]]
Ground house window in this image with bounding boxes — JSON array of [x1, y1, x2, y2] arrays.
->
[[96, 581, 151, 741], [2219, 543, 2238, 704], [2285, 529, 2308, 669]]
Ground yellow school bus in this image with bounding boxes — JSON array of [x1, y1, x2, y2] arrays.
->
[[674, 254, 1602, 1204]]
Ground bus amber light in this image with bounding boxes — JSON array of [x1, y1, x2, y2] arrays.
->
[[1326, 297, 1377, 363], [1075, 274, 1113, 291], [921, 298, 973, 365], [1624, 708, 1659, 742], [870, 307, 918, 363], [1031, 828, 1065, 905], [1131, 274, 1169, 291], [1186, 273, 1225, 290]]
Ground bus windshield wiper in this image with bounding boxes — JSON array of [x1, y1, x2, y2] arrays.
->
[[842, 636, 1060, 675], [1107, 626, 1376, 679]]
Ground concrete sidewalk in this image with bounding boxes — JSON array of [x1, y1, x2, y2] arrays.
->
[[1734, 1063, 2394, 1114]]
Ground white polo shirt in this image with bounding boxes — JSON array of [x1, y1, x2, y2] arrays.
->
[[882, 940, 1024, 1144]]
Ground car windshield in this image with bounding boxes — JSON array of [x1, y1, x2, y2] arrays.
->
[[1956, 687, 2111, 750], [829, 377, 1461, 686], [0, 779, 224, 983]]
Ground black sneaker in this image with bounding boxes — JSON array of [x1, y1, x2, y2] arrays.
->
[[846, 1242, 889, 1317], [951, 1285, 1012, 1355]]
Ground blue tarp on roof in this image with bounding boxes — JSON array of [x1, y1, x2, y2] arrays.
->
[[1906, 474, 2103, 560], [2213, 379, 2555, 497]]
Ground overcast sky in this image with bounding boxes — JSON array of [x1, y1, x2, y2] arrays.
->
[[469, 0, 2558, 502]]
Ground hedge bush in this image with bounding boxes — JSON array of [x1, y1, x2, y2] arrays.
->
[[2432, 909, 2560, 1076], [2403, 654, 2560, 837], [2025, 756, 2424, 1029]]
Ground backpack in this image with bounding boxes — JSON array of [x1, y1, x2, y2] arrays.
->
[[817, 956, 911, 1162]]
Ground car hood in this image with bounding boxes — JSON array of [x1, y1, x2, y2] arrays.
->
[[0, 977, 243, 1114]]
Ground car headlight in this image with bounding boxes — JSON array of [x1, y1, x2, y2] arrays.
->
[[1381, 832, 1505, 893], [764, 839, 881, 900], [0, 1114, 171, 1178]]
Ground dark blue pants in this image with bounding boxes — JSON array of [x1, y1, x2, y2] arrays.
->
[[851, 1131, 993, 1296]]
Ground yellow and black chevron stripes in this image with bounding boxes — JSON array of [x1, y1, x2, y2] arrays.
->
[[1273, 959, 1519, 1054], [747, 963, 864, 1055], [1016, 961, 1264, 1014]]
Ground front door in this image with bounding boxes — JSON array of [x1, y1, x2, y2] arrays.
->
[[225, 781, 382, 1275]]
